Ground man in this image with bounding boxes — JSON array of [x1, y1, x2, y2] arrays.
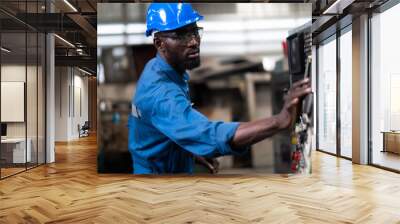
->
[[128, 3, 311, 174]]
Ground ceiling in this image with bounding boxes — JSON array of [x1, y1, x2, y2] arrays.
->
[[1, 0, 393, 75], [310, 0, 390, 42], [0, 0, 97, 73]]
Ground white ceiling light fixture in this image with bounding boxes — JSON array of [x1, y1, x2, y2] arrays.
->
[[125, 23, 146, 34], [76, 48, 84, 55], [78, 67, 93, 76], [97, 35, 125, 46], [54, 34, 75, 48], [63, 0, 78, 12], [1, 47, 11, 53], [323, 0, 355, 15], [98, 24, 125, 35]]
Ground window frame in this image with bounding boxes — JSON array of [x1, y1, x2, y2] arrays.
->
[[315, 17, 353, 161]]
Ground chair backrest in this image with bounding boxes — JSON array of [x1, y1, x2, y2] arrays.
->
[[82, 121, 90, 129]]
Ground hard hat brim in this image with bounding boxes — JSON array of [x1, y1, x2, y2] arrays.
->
[[146, 14, 203, 37]]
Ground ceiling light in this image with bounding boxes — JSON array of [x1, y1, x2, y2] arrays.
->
[[54, 34, 75, 48], [1, 47, 11, 53], [125, 24, 146, 34], [323, 0, 355, 15], [98, 24, 125, 35], [63, 0, 78, 12], [78, 67, 93, 76]]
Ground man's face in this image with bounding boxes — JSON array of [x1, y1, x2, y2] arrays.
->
[[155, 23, 202, 71]]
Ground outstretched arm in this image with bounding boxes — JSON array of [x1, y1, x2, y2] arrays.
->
[[230, 78, 311, 149]]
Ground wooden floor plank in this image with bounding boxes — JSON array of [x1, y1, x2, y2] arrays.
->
[[1, 135, 400, 223]]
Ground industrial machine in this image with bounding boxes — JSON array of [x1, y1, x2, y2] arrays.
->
[[287, 25, 313, 174]]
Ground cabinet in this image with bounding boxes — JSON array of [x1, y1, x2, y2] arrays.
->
[[1, 138, 32, 164], [382, 132, 400, 154]]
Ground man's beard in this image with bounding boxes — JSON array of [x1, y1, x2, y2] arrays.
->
[[186, 57, 201, 70]]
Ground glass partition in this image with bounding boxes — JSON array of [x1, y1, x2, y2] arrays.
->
[[27, 30, 38, 169], [339, 28, 352, 158], [38, 31, 45, 165], [317, 35, 337, 155], [0, 1, 46, 179], [1, 20, 28, 177], [370, 3, 400, 171]]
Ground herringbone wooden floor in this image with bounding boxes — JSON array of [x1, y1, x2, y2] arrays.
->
[[1, 135, 400, 224]]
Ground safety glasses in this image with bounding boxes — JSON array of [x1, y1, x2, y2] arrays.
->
[[156, 27, 204, 44]]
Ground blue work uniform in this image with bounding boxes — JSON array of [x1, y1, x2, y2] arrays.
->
[[128, 54, 244, 174]]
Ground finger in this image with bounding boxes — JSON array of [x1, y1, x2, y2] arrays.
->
[[292, 78, 310, 88], [287, 82, 310, 97], [291, 87, 312, 99], [291, 83, 311, 95]]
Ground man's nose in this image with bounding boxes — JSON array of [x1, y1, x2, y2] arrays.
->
[[187, 35, 200, 47]]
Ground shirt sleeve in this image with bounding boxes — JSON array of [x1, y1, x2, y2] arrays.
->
[[150, 86, 243, 158]]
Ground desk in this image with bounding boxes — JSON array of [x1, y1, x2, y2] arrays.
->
[[1, 138, 31, 163], [382, 131, 400, 154]]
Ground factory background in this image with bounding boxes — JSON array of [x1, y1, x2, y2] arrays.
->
[[96, 3, 311, 173]]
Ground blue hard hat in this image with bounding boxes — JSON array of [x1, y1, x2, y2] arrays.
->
[[145, 3, 204, 37]]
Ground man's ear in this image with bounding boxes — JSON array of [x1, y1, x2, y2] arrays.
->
[[153, 37, 164, 52]]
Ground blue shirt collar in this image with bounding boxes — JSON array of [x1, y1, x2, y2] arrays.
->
[[155, 53, 190, 85]]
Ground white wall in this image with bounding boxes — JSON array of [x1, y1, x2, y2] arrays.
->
[[1, 82, 25, 122], [1, 66, 26, 141], [72, 73, 89, 138], [1, 65, 36, 138], [1, 66, 26, 130], [55, 67, 89, 141], [55, 67, 68, 141]]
